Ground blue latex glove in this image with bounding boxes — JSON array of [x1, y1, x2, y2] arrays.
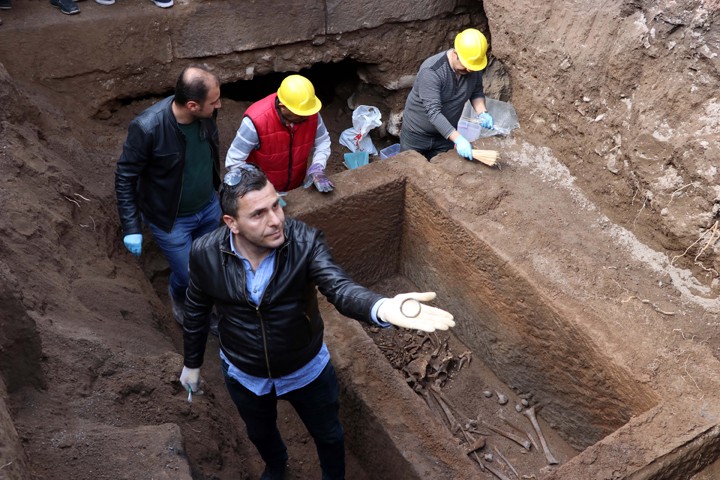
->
[[453, 135, 473, 160], [477, 112, 494, 130], [123, 233, 142, 257], [303, 163, 335, 193]]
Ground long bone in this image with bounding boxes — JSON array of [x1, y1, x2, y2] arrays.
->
[[494, 445, 520, 480], [522, 406, 559, 465], [462, 426, 513, 480], [430, 386, 531, 450], [526, 432, 539, 452], [428, 389, 513, 480], [464, 430, 514, 480], [429, 388, 462, 433], [429, 391, 488, 474], [481, 421, 531, 450], [498, 415, 539, 451]]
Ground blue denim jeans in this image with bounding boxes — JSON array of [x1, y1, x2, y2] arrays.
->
[[222, 360, 345, 480], [147, 194, 221, 302]]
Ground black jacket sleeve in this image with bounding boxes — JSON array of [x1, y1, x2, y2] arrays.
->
[[115, 120, 152, 235], [307, 229, 384, 322], [182, 241, 216, 368]]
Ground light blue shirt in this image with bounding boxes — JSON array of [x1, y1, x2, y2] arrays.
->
[[222, 236, 388, 396]]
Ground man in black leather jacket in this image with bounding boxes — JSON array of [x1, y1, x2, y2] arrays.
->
[[115, 65, 222, 325], [179, 165, 455, 480]]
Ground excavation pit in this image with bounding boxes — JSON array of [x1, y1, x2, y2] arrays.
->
[[2, 2, 720, 479], [284, 150, 720, 480], [288, 157, 648, 478]]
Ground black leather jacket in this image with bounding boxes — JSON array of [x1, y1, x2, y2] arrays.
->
[[183, 218, 384, 378], [115, 96, 221, 234]]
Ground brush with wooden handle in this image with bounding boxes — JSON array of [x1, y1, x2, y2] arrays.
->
[[471, 149, 498, 166]]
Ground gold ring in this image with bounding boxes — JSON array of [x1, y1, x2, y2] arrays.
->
[[400, 298, 422, 318]]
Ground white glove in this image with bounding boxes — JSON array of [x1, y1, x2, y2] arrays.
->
[[180, 366, 201, 393], [377, 292, 455, 332]]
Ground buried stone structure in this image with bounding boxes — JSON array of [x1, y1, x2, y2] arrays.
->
[[0, 0, 720, 479], [285, 149, 720, 480]]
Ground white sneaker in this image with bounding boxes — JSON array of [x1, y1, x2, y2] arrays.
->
[[95, 0, 115, 4], [152, 0, 172, 7]]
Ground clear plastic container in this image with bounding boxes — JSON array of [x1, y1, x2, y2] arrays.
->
[[380, 143, 401, 160], [457, 98, 520, 139], [457, 118, 481, 142]]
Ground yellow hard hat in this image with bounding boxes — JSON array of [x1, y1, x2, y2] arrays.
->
[[276, 75, 322, 116], [454, 28, 488, 71]]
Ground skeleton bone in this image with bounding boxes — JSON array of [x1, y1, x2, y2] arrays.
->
[[464, 436, 486, 455], [430, 386, 473, 424], [430, 336, 446, 359], [494, 445, 520, 479], [499, 415, 539, 451], [483, 461, 513, 480], [457, 422, 487, 472], [526, 432, 539, 452], [522, 406, 559, 465], [462, 430, 513, 480], [419, 388, 448, 427], [429, 388, 462, 433], [428, 352, 454, 383], [427, 388, 510, 480], [481, 421, 531, 450], [457, 350, 472, 370], [403, 355, 430, 382]]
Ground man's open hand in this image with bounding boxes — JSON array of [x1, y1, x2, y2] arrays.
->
[[377, 292, 455, 332]]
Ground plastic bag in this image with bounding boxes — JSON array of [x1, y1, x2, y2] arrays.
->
[[458, 97, 520, 141], [340, 105, 382, 155]]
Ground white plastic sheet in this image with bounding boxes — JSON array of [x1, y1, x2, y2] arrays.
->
[[340, 105, 382, 155]]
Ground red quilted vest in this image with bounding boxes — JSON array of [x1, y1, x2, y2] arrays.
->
[[244, 94, 318, 192]]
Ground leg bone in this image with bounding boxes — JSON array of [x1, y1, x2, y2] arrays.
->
[[522, 406, 559, 465]]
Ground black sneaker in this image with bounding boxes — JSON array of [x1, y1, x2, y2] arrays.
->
[[0, 0, 12, 10], [50, 0, 79, 14], [168, 286, 186, 325]]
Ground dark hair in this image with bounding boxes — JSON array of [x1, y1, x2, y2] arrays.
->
[[174, 65, 218, 106], [220, 165, 269, 217]]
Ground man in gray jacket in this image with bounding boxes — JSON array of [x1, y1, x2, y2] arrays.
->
[[400, 28, 494, 160], [179, 164, 455, 480]]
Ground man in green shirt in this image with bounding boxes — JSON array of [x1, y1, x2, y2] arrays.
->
[[115, 65, 222, 327]]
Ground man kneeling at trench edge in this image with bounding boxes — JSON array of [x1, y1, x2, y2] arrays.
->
[[179, 164, 455, 480]]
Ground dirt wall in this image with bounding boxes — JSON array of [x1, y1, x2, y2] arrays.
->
[[399, 182, 659, 449], [0, 1, 486, 119], [485, 0, 720, 290]]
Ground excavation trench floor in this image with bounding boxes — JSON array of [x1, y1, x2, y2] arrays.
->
[[367, 274, 578, 478]]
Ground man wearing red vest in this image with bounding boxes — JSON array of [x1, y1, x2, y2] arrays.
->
[[226, 75, 334, 194]]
